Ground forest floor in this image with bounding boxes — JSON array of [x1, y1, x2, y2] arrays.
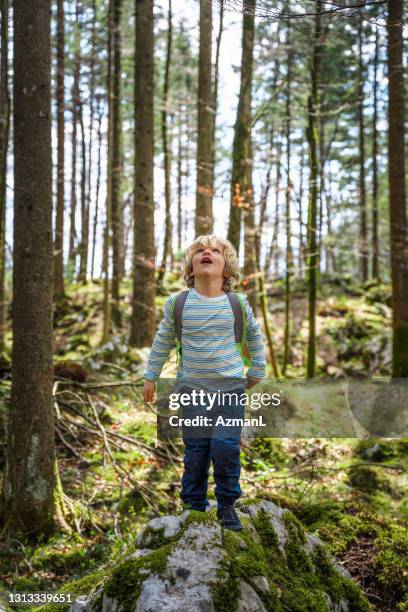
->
[[0, 272, 407, 611]]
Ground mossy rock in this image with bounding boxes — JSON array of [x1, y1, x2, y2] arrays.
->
[[348, 465, 393, 495], [293, 498, 408, 610], [63, 500, 370, 612], [364, 282, 392, 307], [354, 439, 408, 463]]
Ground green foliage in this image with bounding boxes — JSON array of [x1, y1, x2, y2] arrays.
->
[[241, 439, 289, 472]]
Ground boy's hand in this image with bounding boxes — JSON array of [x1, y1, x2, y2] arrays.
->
[[143, 379, 156, 402], [245, 376, 261, 389]]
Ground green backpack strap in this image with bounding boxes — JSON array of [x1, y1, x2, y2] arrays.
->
[[172, 289, 252, 368], [173, 290, 189, 365], [226, 292, 252, 367]]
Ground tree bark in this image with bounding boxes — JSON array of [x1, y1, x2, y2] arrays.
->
[[68, 4, 80, 272], [1, 0, 59, 537], [227, 0, 256, 254], [111, 0, 123, 326], [243, 138, 257, 314], [372, 23, 379, 280], [305, 0, 322, 379], [297, 141, 306, 275], [264, 137, 282, 277], [78, 97, 88, 283], [91, 95, 103, 280], [53, 0, 65, 300], [358, 14, 368, 283], [87, 0, 97, 281], [0, 0, 10, 351], [176, 101, 183, 253], [102, 0, 114, 343], [130, 0, 156, 347], [195, 0, 214, 235], [283, 22, 293, 375], [158, 0, 173, 286], [211, 0, 224, 182], [325, 163, 336, 273], [387, 0, 408, 378]]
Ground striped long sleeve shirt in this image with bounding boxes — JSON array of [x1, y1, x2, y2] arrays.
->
[[144, 287, 266, 391]]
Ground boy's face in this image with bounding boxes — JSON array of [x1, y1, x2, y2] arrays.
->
[[190, 240, 227, 284]]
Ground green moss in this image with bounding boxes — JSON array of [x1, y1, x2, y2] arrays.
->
[[182, 509, 218, 528], [283, 510, 307, 544], [138, 525, 176, 550], [282, 511, 319, 580], [30, 540, 91, 573], [103, 545, 173, 612], [373, 522, 408, 607], [355, 438, 408, 464], [211, 566, 240, 612], [237, 496, 265, 507], [294, 499, 408, 610], [31, 570, 105, 612], [252, 509, 280, 549], [313, 546, 370, 611], [223, 530, 270, 579], [348, 465, 393, 494], [214, 504, 370, 612]]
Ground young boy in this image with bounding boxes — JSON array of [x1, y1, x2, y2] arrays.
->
[[143, 234, 266, 531]]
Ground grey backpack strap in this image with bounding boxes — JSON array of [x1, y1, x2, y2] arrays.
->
[[174, 290, 190, 343], [226, 292, 244, 343]]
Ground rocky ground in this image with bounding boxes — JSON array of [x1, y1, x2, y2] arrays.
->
[[33, 499, 372, 612]]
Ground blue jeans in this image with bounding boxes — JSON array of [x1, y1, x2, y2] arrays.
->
[[179, 387, 246, 510]]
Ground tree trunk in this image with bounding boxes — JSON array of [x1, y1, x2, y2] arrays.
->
[[53, 0, 65, 300], [87, 0, 97, 281], [102, 0, 114, 343], [264, 137, 282, 277], [372, 23, 379, 281], [318, 113, 325, 271], [130, 0, 156, 347], [257, 131, 274, 270], [211, 0, 224, 179], [243, 139, 257, 314], [176, 101, 183, 253], [1, 0, 59, 537], [227, 0, 256, 254], [305, 0, 322, 379], [91, 95, 103, 280], [387, 0, 408, 378], [0, 0, 10, 351], [78, 97, 88, 284], [358, 14, 368, 283], [157, 0, 173, 287], [283, 23, 293, 375], [297, 141, 306, 275], [325, 163, 336, 273], [111, 0, 123, 326], [68, 5, 80, 272], [195, 0, 214, 236]]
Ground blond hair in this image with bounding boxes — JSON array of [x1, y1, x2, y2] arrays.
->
[[183, 234, 240, 292]]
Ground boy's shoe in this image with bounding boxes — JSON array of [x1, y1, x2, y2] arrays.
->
[[217, 505, 243, 531]]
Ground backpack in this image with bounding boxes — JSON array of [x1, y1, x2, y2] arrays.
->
[[172, 290, 252, 368]]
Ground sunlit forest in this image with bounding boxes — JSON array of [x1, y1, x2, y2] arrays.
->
[[0, 0, 407, 610]]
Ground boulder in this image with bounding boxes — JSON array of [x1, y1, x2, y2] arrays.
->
[[68, 499, 370, 612]]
